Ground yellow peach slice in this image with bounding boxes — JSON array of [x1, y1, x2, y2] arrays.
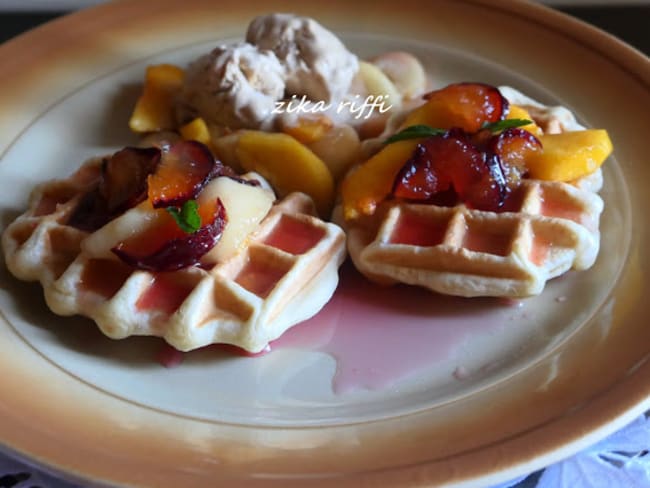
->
[[129, 64, 185, 133], [235, 131, 335, 217], [358, 61, 402, 109], [308, 124, 361, 182], [507, 105, 543, 136], [211, 132, 243, 172], [282, 115, 333, 144], [526, 129, 613, 181], [179, 117, 212, 146], [400, 95, 470, 131], [341, 139, 419, 220]]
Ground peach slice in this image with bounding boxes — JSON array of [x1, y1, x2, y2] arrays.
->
[[129, 64, 185, 133], [235, 131, 335, 217], [341, 139, 420, 220], [282, 115, 333, 144], [526, 129, 613, 181], [308, 124, 361, 182], [212, 132, 244, 173], [179, 117, 212, 147], [357, 61, 402, 108], [507, 105, 543, 136]]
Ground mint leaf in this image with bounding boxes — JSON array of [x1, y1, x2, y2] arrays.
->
[[480, 118, 533, 133], [166, 200, 201, 234], [384, 120, 534, 145], [385, 125, 447, 144]]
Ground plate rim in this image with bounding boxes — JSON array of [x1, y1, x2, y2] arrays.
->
[[0, 0, 648, 486]]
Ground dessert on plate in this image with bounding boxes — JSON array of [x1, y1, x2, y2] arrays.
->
[[3, 12, 425, 353], [338, 82, 612, 297], [128, 13, 429, 211], [2, 141, 346, 352], [1, 12, 615, 358]]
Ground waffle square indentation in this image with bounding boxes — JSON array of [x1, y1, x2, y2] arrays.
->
[[33, 185, 79, 217], [389, 209, 451, 247], [8, 222, 37, 247], [530, 230, 554, 266], [136, 272, 200, 315], [263, 215, 326, 255], [79, 259, 132, 299], [462, 217, 516, 257], [46, 227, 84, 279], [529, 220, 579, 262], [235, 248, 293, 298], [539, 186, 585, 225]]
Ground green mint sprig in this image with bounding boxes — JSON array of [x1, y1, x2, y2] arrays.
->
[[385, 119, 534, 145], [384, 125, 447, 144], [166, 200, 201, 234], [480, 118, 533, 132]]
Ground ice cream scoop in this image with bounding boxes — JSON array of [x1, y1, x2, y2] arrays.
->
[[246, 13, 358, 104], [179, 42, 285, 129]]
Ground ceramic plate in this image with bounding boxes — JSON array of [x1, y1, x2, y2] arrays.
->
[[0, 1, 648, 486]]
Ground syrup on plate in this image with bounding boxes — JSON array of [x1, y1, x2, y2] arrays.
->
[[272, 263, 520, 393], [159, 262, 525, 394]]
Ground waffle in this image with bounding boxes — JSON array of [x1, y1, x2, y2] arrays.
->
[[339, 176, 603, 297], [2, 160, 346, 352]]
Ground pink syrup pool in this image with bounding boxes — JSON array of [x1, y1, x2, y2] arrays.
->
[[158, 263, 527, 393], [272, 263, 523, 393]]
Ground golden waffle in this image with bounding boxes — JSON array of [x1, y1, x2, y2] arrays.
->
[[2, 161, 346, 352], [340, 177, 603, 297]]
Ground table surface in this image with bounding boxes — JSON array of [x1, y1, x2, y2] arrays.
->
[[0, 5, 648, 53], [0, 4, 647, 488]]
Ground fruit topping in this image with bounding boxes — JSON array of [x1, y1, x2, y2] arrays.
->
[[282, 115, 333, 144], [392, 145, 441, 201], [198, 176, 274, 263], [342, 83, 514, 219], [386, 125, 446, 144], [69, 141, 227, 232], [69, 139, 276, 274], [369, 51, 427, 99], [147, 140, 217, 208], [166, 200, 202, 234], [235, 130, 335, 217], [179, 117, 213, 148], [488, 128, 542, 188], [342, 81, 614, 218], [470, 152, 509, 210], [525, 129, 612, 181], [100, 147, 161, 213], [66, 191, 111, 233], [357, 61, 402, 109], [341, 139, 420, 219], [129, 64, 185, 133], [112, 198, 227, 272], [306, 124, 361, 182], [68, 147, 161, 232], [402, 82, 508, 133], [506, 105, 543, 136], [391, 130, 508, 211]]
